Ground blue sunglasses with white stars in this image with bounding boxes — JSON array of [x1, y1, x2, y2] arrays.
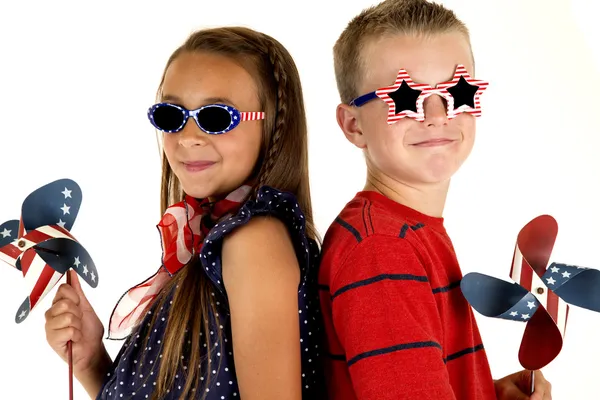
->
[[148, 102, 266, 135]]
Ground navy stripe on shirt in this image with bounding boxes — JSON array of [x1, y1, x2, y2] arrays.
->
[[399, 222, 425, 238], [345, 342, 485, 367], [335, 216, 363, 242], [443, 344, 485, 363], [432, 280, 462, 294], [331, 273, 429, 300], [347, 341, 443, 367]]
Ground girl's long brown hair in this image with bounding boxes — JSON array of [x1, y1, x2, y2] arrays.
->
[[139, 26, 318, 399]]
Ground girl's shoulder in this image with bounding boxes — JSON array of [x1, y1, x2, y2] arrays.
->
[[199, 185, 319, 297]]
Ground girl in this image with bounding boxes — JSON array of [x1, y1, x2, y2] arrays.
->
[[44, 26, 326, 400]]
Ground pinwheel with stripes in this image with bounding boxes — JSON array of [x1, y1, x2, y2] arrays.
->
[[0, 178, 99, 323], [461, 214, 600, 376]]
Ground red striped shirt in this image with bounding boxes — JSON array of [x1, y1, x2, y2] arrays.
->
[[318, 191, 496, 399]]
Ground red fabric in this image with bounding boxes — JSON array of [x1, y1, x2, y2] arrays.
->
[[318, 191, 497, 400]]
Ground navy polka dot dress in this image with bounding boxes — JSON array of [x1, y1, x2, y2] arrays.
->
[[97, 186, 327, 399]]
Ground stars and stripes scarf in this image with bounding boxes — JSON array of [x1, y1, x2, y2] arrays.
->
[[107, 184, 253, 339]]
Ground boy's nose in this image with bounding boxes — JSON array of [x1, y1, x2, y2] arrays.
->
[[422, 94, 448, 127]]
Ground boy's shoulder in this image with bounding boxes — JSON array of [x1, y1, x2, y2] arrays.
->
[[323, 190, 432, 248], [319, 190, 452, 274], [318, 190, 451, 287]]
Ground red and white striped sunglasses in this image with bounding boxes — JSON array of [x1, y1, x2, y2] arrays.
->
[[349, 64, 489, 123], [148, 102, 265, 135]]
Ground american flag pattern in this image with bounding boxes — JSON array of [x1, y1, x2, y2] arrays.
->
[[107, 184, 252, 340], [350, 64, 488, 123], [510, 242, 569, 338], [461, 214, 600, 370], [0, 179, 98, 323], [147, 102, 265, 135], [240, 111, 265, 121]]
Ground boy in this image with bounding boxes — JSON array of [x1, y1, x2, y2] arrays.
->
[[318, 1, 552, 399]]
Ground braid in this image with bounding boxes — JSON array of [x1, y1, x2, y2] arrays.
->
[[258, 38, 288, 184]]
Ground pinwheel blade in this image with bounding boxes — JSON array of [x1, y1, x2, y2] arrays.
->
[[0, 220, 21, 269], [519, 309, 564, 370], [35, 238, 98, 288], [21, 178, 82, 232], [546, 263, 600, 313], [461, 272, 540, 321]]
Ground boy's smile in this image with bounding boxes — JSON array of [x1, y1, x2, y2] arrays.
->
[[411, 138, 457, 147]]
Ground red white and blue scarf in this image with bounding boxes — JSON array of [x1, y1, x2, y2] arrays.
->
[[107, 184, 252, 339]]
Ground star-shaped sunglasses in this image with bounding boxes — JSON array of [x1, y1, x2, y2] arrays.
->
[[349, 64, 489, 123], [148, 102, 265, 135]]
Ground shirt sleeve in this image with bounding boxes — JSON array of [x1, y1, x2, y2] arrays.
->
[[330, 234, 457, 400]]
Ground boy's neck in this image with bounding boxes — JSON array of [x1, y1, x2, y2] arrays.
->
[[363, 171, 449, 218]]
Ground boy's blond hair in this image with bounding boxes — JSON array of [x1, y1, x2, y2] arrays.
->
[[333, 0, 473, 105]]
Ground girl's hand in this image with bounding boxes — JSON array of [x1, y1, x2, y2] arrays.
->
[[44, 269, 112, 396]]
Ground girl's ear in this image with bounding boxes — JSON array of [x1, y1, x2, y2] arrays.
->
[[336, 104, 367, 149]]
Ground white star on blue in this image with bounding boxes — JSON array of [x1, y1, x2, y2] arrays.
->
[[541, 263, 587, 291], [498, 291, 541, 322]]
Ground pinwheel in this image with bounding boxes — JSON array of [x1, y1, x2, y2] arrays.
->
[[460, 214, 600, 392], [0, 178, 98, 399]]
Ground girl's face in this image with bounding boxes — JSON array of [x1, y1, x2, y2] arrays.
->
[[161, 51, 263, 199]]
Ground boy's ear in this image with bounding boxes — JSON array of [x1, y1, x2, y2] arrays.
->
[[336, 103, 367, 149]]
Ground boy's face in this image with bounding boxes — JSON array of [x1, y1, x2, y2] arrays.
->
[[338, 32, 478, 186]]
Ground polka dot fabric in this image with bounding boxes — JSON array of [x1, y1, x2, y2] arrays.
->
[[97, 186, 327, 399]]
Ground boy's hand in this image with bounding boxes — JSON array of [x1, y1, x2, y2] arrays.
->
[[494, 370, 552, 400]]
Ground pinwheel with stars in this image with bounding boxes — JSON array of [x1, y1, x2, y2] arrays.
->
[[460, 214, 600, 383], [0, 178, 98, 321], [0, 178, 99, 323]]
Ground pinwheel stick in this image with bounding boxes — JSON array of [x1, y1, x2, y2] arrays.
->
[[66, 271, 74, 400], [35, 246, 74, 399]]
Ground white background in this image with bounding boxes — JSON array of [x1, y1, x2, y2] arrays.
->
[[1, 0, 599, 398]]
